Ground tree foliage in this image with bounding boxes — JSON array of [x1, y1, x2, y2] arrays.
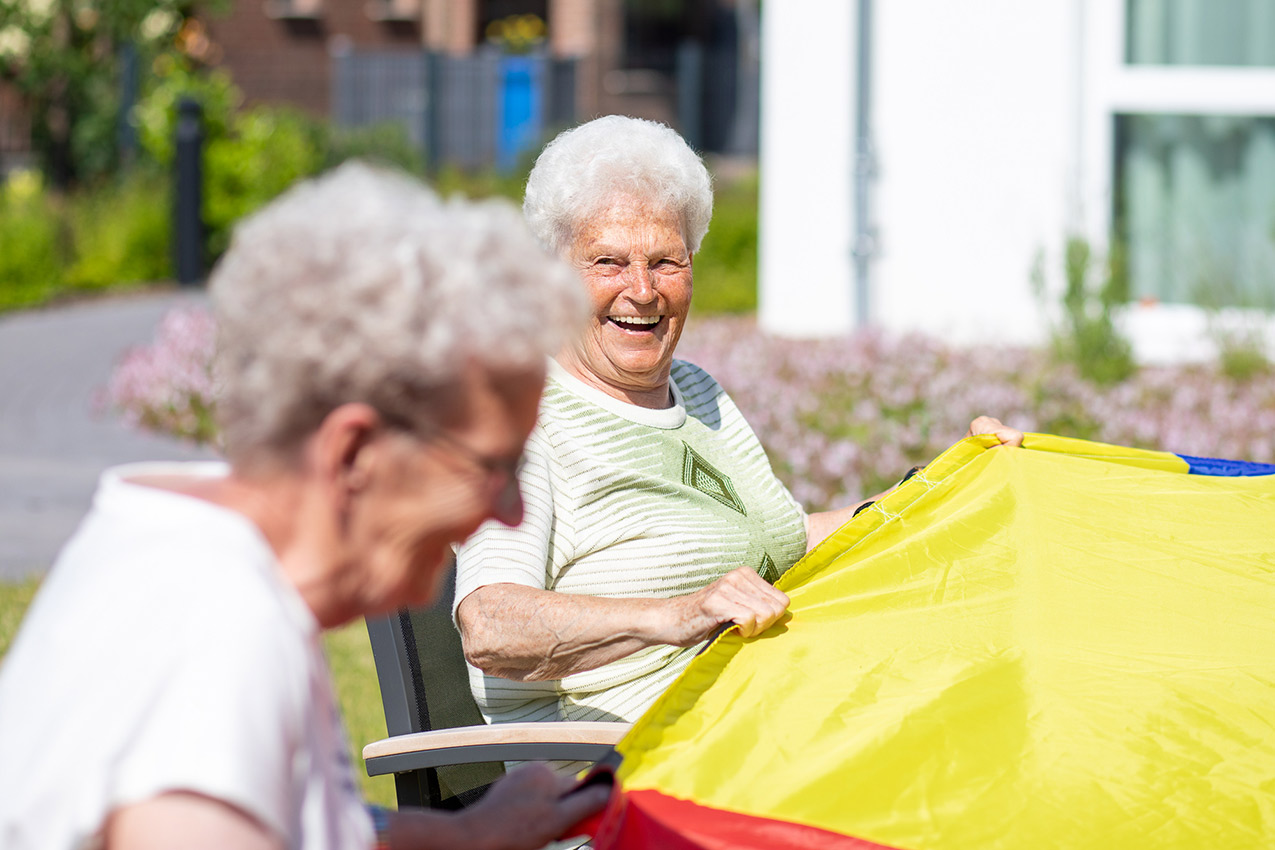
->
[[0, 0, 190, 187]]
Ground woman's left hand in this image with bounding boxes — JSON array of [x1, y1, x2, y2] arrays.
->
[[966, 416, 1024, 447]]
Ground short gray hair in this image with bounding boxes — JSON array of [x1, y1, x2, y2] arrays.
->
[[210, 161, 583, 464], [523, 115, 714, 255]]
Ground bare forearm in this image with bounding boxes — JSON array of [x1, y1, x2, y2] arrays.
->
[[805, 494, 883, 552], [804, 415, 1024, 552], [458, 569, 789, 682], [457, 583, 693, 681]]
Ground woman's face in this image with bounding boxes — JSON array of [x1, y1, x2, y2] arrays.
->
[[560, 195, 693, 404], [348, 365, 543, 612]]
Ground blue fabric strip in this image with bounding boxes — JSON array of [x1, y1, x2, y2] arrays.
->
[[1178, 454, 1275, 477]]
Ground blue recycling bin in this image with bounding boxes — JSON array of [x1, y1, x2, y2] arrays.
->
[[497, 55, 543, 172]]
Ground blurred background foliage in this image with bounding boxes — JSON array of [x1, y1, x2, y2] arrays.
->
[[0, 0, 199, 187], [0, 36, 760, 315]]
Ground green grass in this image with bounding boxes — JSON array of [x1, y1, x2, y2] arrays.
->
[[0, 577, 41, 660], [0, 578, 397, 808], [324, 620, 397, 807]]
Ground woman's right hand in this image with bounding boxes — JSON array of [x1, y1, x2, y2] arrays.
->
[[668, 566, 790, 645]]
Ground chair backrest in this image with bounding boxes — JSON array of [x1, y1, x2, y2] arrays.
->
[[365, 565, 504, 809]]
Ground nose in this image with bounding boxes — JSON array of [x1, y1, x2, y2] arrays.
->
[[622, 261, 656, 302]]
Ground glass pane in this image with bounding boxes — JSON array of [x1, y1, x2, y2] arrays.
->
[[1115, 114, 1275, 308], [1127, 0, 1275, 66]]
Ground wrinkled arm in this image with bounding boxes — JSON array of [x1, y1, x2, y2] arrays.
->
[[457, 568, 789, 682]]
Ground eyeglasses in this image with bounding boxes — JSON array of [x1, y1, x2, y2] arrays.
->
[[416, 421, 526, 516]]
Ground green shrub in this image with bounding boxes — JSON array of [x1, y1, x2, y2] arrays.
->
[[204, 106, 327, 258], [135, 59, 328, 262], [693, 175, 758, 314], [1191, 264, 1274, 383], [431, 163, 528, 202], [1210, 320, 1272, 383], [1035, 236, 1136, 385], [64, 172, 171, 289], [326, 122, 424, 175], [0, 169, 171, 311], [1218, 335, 1270, 382], [134, 58, 242, 168], [0, 171, 64, 311]]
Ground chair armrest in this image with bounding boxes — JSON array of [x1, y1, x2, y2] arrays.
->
[[362, 721, 631, 776]]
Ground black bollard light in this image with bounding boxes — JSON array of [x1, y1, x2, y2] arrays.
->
[[174, 96, 205, 286]]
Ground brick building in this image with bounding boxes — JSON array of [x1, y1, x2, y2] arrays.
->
[[201, 0, 757, 157]]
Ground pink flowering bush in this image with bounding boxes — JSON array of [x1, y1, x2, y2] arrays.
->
[[682, 316, 1275, 511], [107, 308, 1275, 512], [102, 307, 219, 445]]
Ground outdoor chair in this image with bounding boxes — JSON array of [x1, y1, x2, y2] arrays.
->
[[362, 567, 629, 809]]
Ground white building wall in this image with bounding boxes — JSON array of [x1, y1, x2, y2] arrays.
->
[[870, 0, 1078, 346], [760, 0, 1082, 345], [759, 0, 1275, 360], [757, 0, 857, 337]]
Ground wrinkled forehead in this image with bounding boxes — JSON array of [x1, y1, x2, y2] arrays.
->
[[566, 193, 689, 256]]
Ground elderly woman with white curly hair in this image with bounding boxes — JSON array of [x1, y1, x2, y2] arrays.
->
[[0, 164, 608, 849], [454, 116, 1023, 727]]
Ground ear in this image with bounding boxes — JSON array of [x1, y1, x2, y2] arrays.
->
[[307, 403, 384, 499]]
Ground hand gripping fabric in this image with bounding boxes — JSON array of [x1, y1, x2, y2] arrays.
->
[[587, 434, 1275, 850]]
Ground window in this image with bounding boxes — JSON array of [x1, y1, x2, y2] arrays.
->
[[1127, 0, 1275, 67], [1112, 1, 1275, 307], [1116, 114, 1275, 307]]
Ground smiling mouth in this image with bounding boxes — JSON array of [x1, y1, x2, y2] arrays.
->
[[608, 315, 663, 332]]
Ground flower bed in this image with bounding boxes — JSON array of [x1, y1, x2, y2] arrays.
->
[[100, 307, 219, 444], [681, 317, 1275, 509], [105, 309, 1275, 512]]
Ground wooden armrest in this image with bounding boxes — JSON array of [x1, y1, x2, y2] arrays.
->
[[362, 721, 630, 776]]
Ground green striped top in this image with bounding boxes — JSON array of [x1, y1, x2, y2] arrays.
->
[[455, 358, 808, 723]]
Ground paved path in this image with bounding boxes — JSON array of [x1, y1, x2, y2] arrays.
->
[[0, 290, 218, 579]]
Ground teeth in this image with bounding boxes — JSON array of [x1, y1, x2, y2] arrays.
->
[[610, 315, 660, 326]]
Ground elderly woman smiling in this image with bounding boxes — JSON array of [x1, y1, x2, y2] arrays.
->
[[454, 116, 1023, 727]]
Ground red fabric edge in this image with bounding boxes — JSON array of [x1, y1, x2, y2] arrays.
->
[[591, 788, 906, 850]]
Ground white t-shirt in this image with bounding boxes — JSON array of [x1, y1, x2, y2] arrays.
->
[[0, 463, 373, 850], [456, 359, 808, 724]]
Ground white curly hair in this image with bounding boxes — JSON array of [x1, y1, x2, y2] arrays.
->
[[210, 161, 583, 464], [523, 115, 714, 255]]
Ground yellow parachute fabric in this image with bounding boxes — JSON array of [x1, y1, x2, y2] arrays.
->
[[613, 434, 1275, 849]]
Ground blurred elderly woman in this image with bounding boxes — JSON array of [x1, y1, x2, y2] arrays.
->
[[454, 116, 1022, 726], [0, 164, 608, 849]]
